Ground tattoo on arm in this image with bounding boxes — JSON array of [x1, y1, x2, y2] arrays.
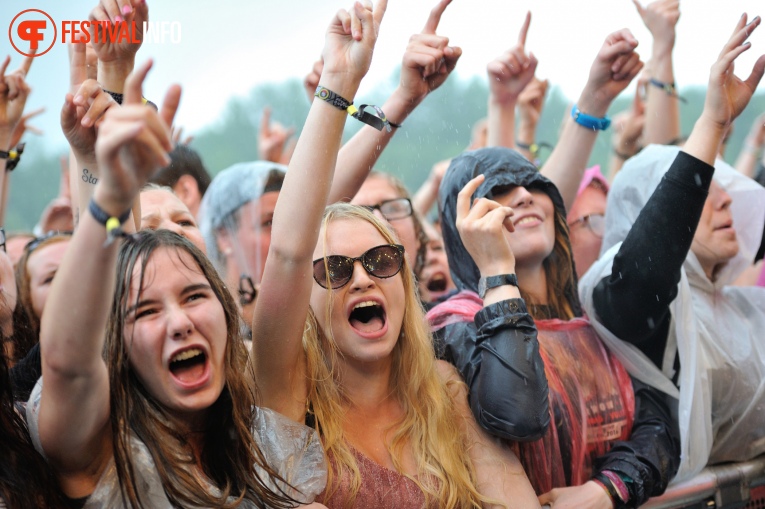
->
[[82, 169, 98, 185]]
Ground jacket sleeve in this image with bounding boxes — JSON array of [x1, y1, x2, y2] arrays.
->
[[592, 151, 714, 364], [593, 378, 681, 507], [434, 298, 550, 442]]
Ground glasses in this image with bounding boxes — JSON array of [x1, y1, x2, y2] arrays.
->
[[313, 244, 405, 289], [568, 214, 605, 238], [360, 198, 413, 221], [24, 231, 73, 253], [0, 228, 5, 253]]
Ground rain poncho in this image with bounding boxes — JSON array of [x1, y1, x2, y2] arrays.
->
[[26, 379, 327, 508], [429, 147, 679, 502], [198, 161, 286, 302], [580, 144, 765, 482]]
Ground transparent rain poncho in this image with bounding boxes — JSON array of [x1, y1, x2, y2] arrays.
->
[[26, 379, 327, 508], [198, 162, 287, 305], [579, 144, 765, 482]]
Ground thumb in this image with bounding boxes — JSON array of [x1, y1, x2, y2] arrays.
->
[[745, 54, 765, 93], [631, 0, 645, 17]]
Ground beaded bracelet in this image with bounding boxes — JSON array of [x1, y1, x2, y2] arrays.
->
[[0, 142, 25, 172]]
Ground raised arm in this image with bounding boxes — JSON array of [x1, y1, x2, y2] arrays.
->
[[486, 12, 537, 149], [516, 77, 549, 162], [38, 60, 178, 479], [0, 54, 33, 226], [328, 0, 461, 203], [733, 111, 765, 178], [253, 0, 387, 421], [634, 0, 681, 146], [542, 30, 643, 210], [594, 14, 765, 356], [90, 0, 147, 96]]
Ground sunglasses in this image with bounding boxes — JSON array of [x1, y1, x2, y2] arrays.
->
[[568, 213, 605, 238], [360, 198, 413, 221], [24, 231, 73, 254], [313, 244, 405, 290]]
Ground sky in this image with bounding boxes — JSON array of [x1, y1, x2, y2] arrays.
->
[[2, 0, 765, 150]]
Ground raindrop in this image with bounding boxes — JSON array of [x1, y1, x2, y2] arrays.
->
[[647, 317, 655, 329], [694, 173, 702, 186], [619, 271, 623, 279], [656, 294, 660, 302]]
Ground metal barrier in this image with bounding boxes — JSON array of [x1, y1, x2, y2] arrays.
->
[[641, 457, 765, 509]]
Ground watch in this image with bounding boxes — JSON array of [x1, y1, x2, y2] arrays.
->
[[478, 274, 519, 299]]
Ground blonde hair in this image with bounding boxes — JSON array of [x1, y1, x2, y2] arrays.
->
[[303, 203, 487, 508]]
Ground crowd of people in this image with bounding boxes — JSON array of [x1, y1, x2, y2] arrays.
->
[[1, 0, 765, 507]]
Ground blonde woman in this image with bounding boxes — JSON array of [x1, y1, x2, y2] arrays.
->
[[252, 1, 539, 507]]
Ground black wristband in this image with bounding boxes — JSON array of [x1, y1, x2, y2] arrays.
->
[[88, 199, 131, 227], [0, 143, 25, 172]]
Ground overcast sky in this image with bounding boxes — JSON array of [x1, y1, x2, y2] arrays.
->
[[2, 0, 765, 150]]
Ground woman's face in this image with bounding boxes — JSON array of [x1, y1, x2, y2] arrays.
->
[[492, 186, 556, 268], [140, 189, 206, 253], [309, 218, 406, 369], [567, 184, 607, 278], [26, 239, 70, 321], [351, 177, 419, 271], [419, 222, 455, 302], [123, 247, 228, 419], [691, 181, 739, 278]]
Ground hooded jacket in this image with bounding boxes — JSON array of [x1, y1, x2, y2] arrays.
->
[[580, 145, 765, 481], [430, 147, 679, 504]]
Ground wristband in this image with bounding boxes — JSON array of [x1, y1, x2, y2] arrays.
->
[[0, 143, 25, 172], [648, 78, 687, 103], [601, 470, 629, 505], [102, 89, 155, 109], [88, 199, 131, 245], [571, 105, 611, 131], [314, 86, 400, 132]]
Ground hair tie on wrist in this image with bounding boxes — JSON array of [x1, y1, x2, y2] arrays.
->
[[88, 199, 132, 246]]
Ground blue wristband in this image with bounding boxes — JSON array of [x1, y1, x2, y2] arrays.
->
[[571, 105, 611, 131]]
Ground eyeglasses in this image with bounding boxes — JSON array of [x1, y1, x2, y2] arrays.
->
[[0, 228, 5, 253], [568, 213, 605, 238], [313, 244, 405, 289], [360, 198, 413, 221], [24, 231, 73, 254]]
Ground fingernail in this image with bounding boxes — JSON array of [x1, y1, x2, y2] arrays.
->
[[115, 15, 124, 22], [122, 5, 132, 14], [82, 117, 92, 127], [74, 94, 83, 104]]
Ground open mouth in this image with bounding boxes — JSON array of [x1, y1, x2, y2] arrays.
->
[[169, 348, 208, 385], [426, 273, 448, 293], [348, 301, 387, 334]]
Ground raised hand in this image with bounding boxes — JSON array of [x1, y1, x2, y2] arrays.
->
[[322, 0, 387, 93], [399, 0, 462, 104], [579, 29, 643, 116], [61, 43, 118, 164], [702, 14, 765, 129], [612, 88, 646, 157], [518, 76, 549, 127], [487, 12, 538, 105], [0, 54, 34, 146], [94, 60, 180, 213], [171, 125, 194, 146], [303, 58, 324, 102], [9, 106, 44, 148], [88, 0, 147, 64], [258, 107, 295, 164], [633, 0, 680, 51], [455, 174, 516, 277]]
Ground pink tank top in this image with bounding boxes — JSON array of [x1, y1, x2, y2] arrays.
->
[[317, 446, 435, 509]]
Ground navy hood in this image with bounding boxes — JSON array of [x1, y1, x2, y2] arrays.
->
[[438, 147, 581, 316]]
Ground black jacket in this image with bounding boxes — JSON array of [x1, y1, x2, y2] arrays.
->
[[433, 147, 680, 505]]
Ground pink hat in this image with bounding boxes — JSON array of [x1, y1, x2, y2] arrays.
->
[[576, 165, 610, 198]]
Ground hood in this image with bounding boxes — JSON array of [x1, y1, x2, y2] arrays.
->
[[602, 144, 765, 287], [438, 147, 581, 315], [198, 161, 287, 274]]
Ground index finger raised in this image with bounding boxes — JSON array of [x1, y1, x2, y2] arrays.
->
[[456, 174, 485, 220], [123, 59, 153, 105], [16, 49, 34, 77], [422, 0, 451, 34], [518, 11, 531, 47], [373, 0, 388, 27]]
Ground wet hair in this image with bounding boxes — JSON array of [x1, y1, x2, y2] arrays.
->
[[106, 229, 296, 508], [150, 145, 212, 196], [304, 203, 491, 508], [0, 329, 65, 508]]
